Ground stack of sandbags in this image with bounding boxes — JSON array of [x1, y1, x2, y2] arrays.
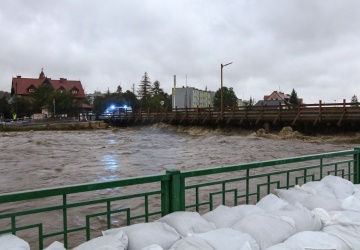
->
[[274, 175, 355, 212], [66, 175, 360, 250]]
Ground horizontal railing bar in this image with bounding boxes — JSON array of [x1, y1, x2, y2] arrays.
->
[[43, 226, 87, 239], [0, 174, 168, 203], [181, 150, 356, 178], [0, 223, 42, 235], [129, 211, 163, 221], [185, 201, 210, 209], [0, 190, 162, 219], [185, 160, 353, 190]]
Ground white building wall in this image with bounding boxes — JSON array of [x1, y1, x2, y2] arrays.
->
[[172, 87, 215, 109]]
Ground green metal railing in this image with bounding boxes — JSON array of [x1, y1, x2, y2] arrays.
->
[[1, 147, 360, 249]]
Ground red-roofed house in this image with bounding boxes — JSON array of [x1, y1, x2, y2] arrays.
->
[[11, 69, 86, 99], [264, 91, 290, 102], [264, 91, 303, 105]]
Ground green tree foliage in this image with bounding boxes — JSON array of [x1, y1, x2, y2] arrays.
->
[[0, 91, 11, 99], [122, 90, 138, 110], [11, 96, 33, 117], [29, 85, 54, 113], [137, 72, 152, 101], [51, 91, 79, 116], [351, 95, 359, 107], [116, 85, 122, 94], [289, 88, 298, 105], [92, 89, 139, 115], [152, 80, 164, 96], [248, 97, 255, 107], [149, 80, 171, 111], [0, 95, 12, 118], [213, 87, 238, 109]]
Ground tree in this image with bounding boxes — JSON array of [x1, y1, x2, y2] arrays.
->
[[351, 95, 359, 107], [116, 85, 122, 94], [137, 72, 152, 100], [29, 85, 54, 113], [0, 91, 11, 99], [50, 91, 78, 116], [122, 90, 139, 110], [248, 97, 255, 107], [0, 95, 12, 118], [10, 96, 33, 118], [213, 87, 238, 109], [289, 88, 298, 105], [152, 80, 164, 96], [92, 89, 140, 115]]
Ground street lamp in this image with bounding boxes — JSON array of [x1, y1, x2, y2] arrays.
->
[[221, 62, 233, 119]]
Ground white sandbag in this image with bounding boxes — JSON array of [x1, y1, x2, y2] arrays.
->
[[341, 195, 360, 212], [44, 241, 66, 250], [320, 175, 355, 200], [0, 234, 30, 250], [269, 203, 323, 232], [300, 194, 342, 211], [275, 187, 341, 211], [323, 224, 360, 250], [264, 243, 295, 249], [274, 187, 312, 204], [352, 188, 360, 200], [73, 231, 128, 250], [103, 222, 181, 250], [202, 205, 242, 228], [266, 231, 350, 250], [169, 236, 214, 250], [256, 194, 288, 211], [231, 213, 296, 249], [301, 181, 337, 198], [195, 228, 259, 250], [312, 208, 332, 225], [96, 246, 121, 250], [231, 204, 264, 217], [323, 210, 360, 228], [157, 211, 216, 237], [140, 244, 164, 250], [329, 210, 360, 223]]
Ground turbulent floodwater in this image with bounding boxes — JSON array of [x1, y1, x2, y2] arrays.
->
[[0, 124, 358, 193]]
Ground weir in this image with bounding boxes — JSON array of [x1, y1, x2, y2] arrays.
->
[[1, 147, 360, 249]]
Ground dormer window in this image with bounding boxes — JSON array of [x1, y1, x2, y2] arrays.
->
[[71, 89, 78, 94], [28, 88, 35, 93], [58, 87, 66, 93]]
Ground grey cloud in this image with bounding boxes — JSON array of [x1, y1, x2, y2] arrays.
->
[[1, 0, 360, 104]]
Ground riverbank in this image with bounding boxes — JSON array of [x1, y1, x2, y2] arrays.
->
[[0, 121, 109, 131]]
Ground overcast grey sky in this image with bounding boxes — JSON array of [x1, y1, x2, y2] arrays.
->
[[1, 0, 360, 104]]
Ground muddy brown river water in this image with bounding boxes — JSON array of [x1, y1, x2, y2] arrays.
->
[[0, 125, 358, 193], [0, 125, 359, 249]]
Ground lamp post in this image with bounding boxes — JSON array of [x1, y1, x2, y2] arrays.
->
[[221, 62, 233, 119]]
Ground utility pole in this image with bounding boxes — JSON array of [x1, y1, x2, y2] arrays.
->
[[221, 62, 233, 120]]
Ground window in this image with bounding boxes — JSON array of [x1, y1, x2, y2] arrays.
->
[[71, 89, 78, 94], [28, 88, 35, 93]]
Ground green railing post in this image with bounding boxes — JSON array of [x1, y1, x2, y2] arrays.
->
[[354, 147, 360, 184], [165, 170, 183, 213], [161, 175, 170, 216]]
